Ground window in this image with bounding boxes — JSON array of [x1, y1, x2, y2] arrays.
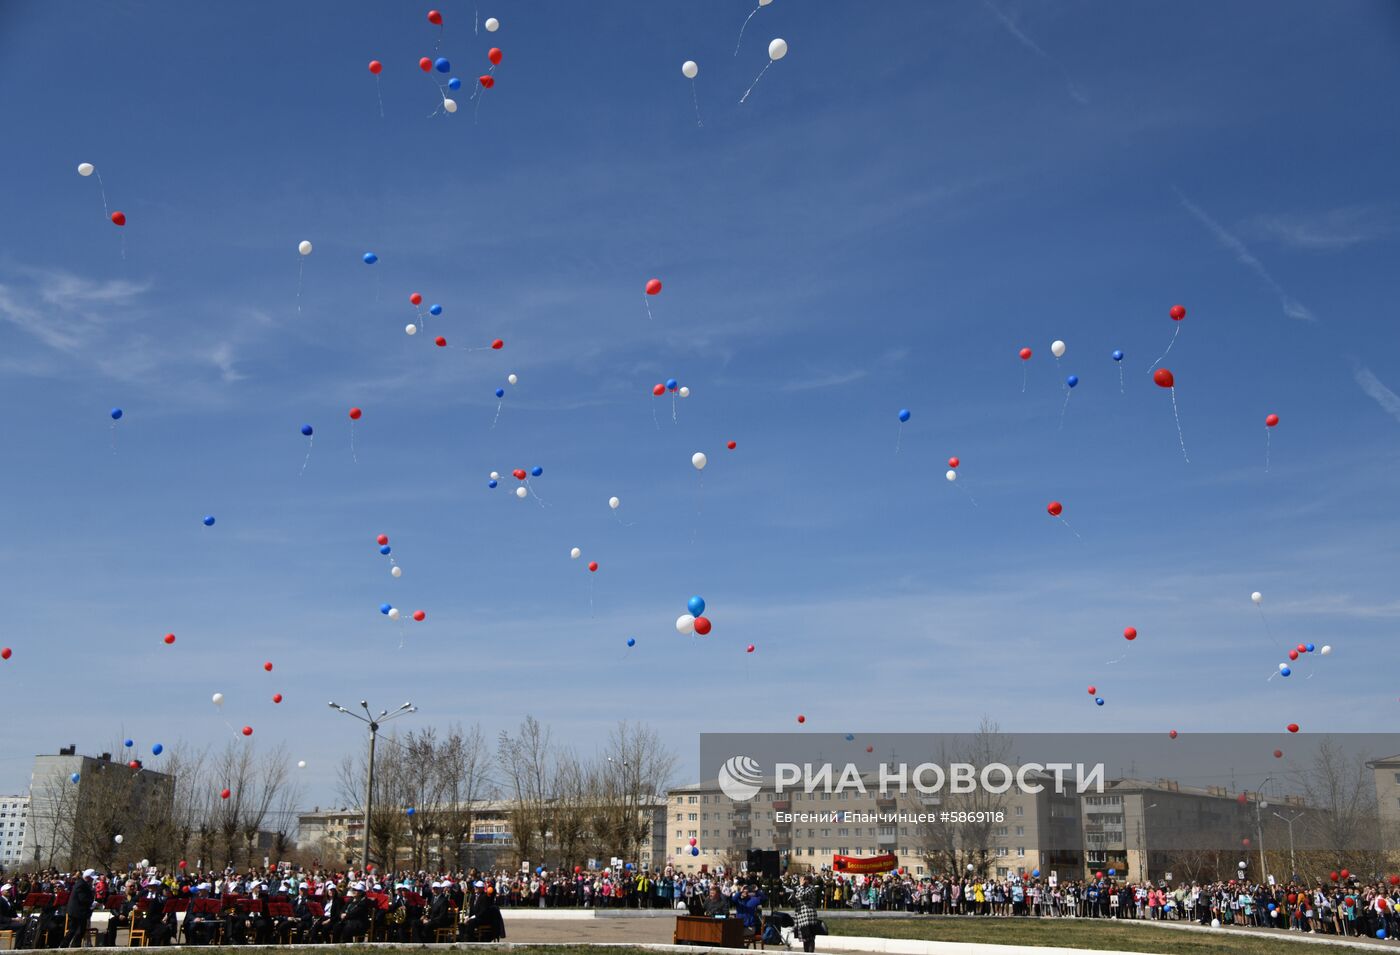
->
[[837, 847, 848, 855], [688, 796, 697, 804], [822, 793, 832, 801], [1014, 806, 1024, 816], [854, 848, 863, 855], [688, 813, 697, 821], [675, 830, 681, 838], [1017, 847, 1025, 857], [702, 813, 709, 821], [1015, 826, 1025, 836], [838, 828, 849, 836], [1393, 772, 1400, 785], [996, 867, 1009, 877], [996, 847, 1008, 857], [821, 829, 831, 838]]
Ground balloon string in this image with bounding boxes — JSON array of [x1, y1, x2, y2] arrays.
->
[[1021, 364, 1027, 394], [296, 258, 305, 314], [1170, 387, 1190, 463], [1058, 516, 1082, 542], [734, 5, 760, 56], [1265, 429, 1271, 473], [652, 404, 659, 430], [95, 170, 110, 219], [957, 482, 979, 508], [526, 479, 549, 507], [613, 510, 636, 528], [671, 395, 678, 424], [376, 77, 385, 119], [691, 80, 703, 128], [1255, 606, 1274, 644], [643, 297, 654, 321], [589, 576, 595, 618], [1058, 389, 1072, 431], [349, 421, 358, 465], [894, 424, 902, 455], [692, 474, 705, 545], [1149, 324, 1181, 372], [740, 61, 773, 104], [110, 420, 118, 456], [1118, 365, 1124, 395], [491, 400, 503, 429], [300, 436, 313, 476]]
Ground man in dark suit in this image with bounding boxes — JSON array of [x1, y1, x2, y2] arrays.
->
[[61, 870, 95, 948], [415, 881, 451, 942], [337, 885, 370, 942], [291, 885, 318, 943]]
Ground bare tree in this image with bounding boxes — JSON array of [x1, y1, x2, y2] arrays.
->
[[917, 719, 1012, 876], [497, 716, 557, 867], [1292, 737, 1386, 876], [338, 736, 409, 868], [436, 723, 493, 868]]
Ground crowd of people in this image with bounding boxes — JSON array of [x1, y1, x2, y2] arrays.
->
[[0, 862, 1396, 946]]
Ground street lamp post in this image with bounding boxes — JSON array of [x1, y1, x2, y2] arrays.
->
[[328, 699, 416, 870], [1254, 777, 1273, 885], [1271, 810, 1306, 880]]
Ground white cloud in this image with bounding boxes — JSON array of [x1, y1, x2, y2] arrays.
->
[[1245, 206, 1392, 250], [981, 0, 1089, 105], [1354, 365, 1400, 424]]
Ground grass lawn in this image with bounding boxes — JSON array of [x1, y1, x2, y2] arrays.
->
[[827, 917, 1387, 955]]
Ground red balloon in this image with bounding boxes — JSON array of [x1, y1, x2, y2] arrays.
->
[[1169, 304, 1186, 321], [1287, 893, 1297, 904], [587, 561, 598, 572], [110, 211, 126, 226], [163, 633, 175, 645], [409, 292, 422, 305], [512, 469, 527, 480], [491, 339, 504, 349], [1341, 868, 1350, 879], [1123, 627, 1137, 641], [1287, 723, 1299, 733], [1238, 793, 1249, 805], [1288, 650, 1298, 660], [427, 9, 442, 24], [1047, 501, 1063, 516], [727, 441, 737, 450], [272, 694, 283, 704], [645, 278, 662, 295], [796, 714, 805, 724], [1330, 871, 1339, 882], [1019, 347, 1032, 361], [947, 457, 960, 469], [689, 838, 697, 846], [368, 60, 383, 75], [1273, 749, 1283, 758], [1095, 872, 1104, 880], [376, 533, 389, 545], [1296, 643, 1307, 653], [419, 57, 433, 72], [1265, 413, 1279, 427], [129, 760, 139, 769], [865, 745, 874, 753], [1390, 875, 1400, 886], [652, 383, 665, 396], [0, 648, 9, 661], [412, 610, 425, 622], [435, 336, 447, 347], [221, 788, 231, 800], [746, 644, 755, 653], [1241, 838, 1249, 846], [1168, 730, 1178, 739], [179, 861, 187, 869], [693, 616, 712, 635], [1087, 685, 1096, 695], [488, 47, 503, 65], [479, 75, 495, 88], [1152, 368, 1174, 388], [349, 407, 362, 420], [574, 866, 581, 874], [264, 661, 273, 671], [241, 726, 253, 736]]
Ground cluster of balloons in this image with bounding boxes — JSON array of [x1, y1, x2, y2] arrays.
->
[[376, 533, 402, 577], [487, 465, 543, 498], [651, 378, 691, 399], [676, 595, 713, 636]]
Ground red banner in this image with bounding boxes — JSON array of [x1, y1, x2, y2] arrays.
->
[[831, 853, 898, 875]]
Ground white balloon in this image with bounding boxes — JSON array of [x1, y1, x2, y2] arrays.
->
[[114, 835, 123, 844], [609, 496, 620, 509], [405, 324, 418, 336], [139, 859, 148, 868], [676, 614, 696, 635], [570, 547, 581, 559], [768, 38, 788, 60], [1320, 644, 1332, 655], [682, 60, 698, 79], [443, 98, 458, 113], [484, 16, 499, 31], [1251, 591, 1263, 605], [692, 452, 708, 471], [298, 240, 313, 256], [946, 470, 957, 482], [1050, 340, 1066, 358], [759, 0, 772, 5], [507, 373, 518, 385], [1210, 919, 1221, 929], [490, 471, 500, 480], [297, 760, 307, 769], [77, 162, 95, 177], [211, 693, 224, 706], [515, 486, 528, 499], [678, 386, 690, 398], [388, 607, 400, 620], [390, 566, 402, 578], [1278, 662, 1289, 672]]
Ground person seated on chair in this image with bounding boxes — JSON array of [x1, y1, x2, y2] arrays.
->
[[103, 882, 139, 947], [182, 884, 219, 946], [337, 884, 370, 943], [291, 885, 317, 943], [0, 883, 25, 934], [458, 881, 491, 941], [246, 881, 274, 944], [415, 880, 451, 942], [139, 880, 174, 946], [313, 885, 342, 943], [734, 884, 766, 941]]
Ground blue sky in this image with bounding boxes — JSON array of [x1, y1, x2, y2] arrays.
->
[[1, 0, 1399, 804]]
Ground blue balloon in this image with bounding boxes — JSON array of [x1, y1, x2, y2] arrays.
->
[[1267, 903, 1276, 911], [301, 424, 314, 436], [380, 545, 391, 555], [203, 515, 216, 526], [434, 57, 450, 73], [898, 408, 910, 423], [1108, 868, 1116, 876], [537, 867, 544, 874], [1305, 642, 1315, 652], [495, 388, 505, 398], [152, 743, 163, 756], [1280, 666, 1291, 677], [110, 408, 123, 420], [487, 480, 498, 488], [666, 378, 678, 390], [1111, 350, 1124, 361], [406, 807, 415, 816], [625, 863, 633, 870], [70, 773, 80, 784], [363, 252, 378, 264], [380, 603, 392, 615], [1066, 375, 1079, 388], [1032, 869, 1040, 878], [688, 596, 706, 616], [627, 637, 636, 647], [845, 734, 854, 741], [530, 466, 543, 477], [1095, 697, 1104, 706], [123, 739, 134, 748], [1380, 929, 1388, 940], [690, 847, 699, 856], [429, 304, 442, 316], [447, 77, 461, 91]]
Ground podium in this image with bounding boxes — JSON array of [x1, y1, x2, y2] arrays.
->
[[673, 915, 746, 947]]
